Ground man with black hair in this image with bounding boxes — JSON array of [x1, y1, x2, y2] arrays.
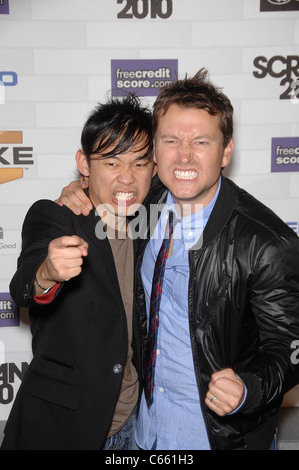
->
[[1, 95, 156, 450]]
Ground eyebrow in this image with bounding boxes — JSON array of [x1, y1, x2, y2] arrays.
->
[[160, 134, 214, 141], [160, 134, 178, 140], [102, 154, 150, 162]]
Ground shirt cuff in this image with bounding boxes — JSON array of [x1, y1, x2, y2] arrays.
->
[[34, 283, 61, 304], [229, 377, 248, 414]]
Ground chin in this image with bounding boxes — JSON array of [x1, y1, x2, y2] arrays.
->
[[114, 203, 141, 217]]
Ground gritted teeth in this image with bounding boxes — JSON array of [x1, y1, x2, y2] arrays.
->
[[115, 191, 135, 201], [174, 170, 198, 180]]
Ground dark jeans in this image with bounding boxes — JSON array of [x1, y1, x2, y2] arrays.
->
[[101, 407, 139, 450]]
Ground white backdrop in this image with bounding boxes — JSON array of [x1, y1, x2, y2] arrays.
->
[[0, 0, 299, 424]]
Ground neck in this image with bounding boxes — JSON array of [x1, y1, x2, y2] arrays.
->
[[99, 209, 128, 239]]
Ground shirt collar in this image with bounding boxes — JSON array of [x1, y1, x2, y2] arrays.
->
[[161, 177, 221, 249]]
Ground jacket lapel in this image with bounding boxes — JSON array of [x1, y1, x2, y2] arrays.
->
[[79, 210, 124, 303]]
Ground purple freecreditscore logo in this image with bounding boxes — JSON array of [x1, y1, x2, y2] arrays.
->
[[0, 293, 19, 327], [111, 59, 178, 97], [271, 137, 299, 172], [0, 0, 9, 14]]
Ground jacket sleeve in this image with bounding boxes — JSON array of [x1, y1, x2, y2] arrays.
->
[[9, 200, 70, 307], [239, 231, 299, 413]]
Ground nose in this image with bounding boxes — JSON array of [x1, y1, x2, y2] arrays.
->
[[117, 164, 136, 184], [177, 141, 193, 164]]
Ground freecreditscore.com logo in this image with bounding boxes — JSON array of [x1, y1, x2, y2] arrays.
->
[[0, 0, 9, 15], [0, 293, 19, 327], [111, 59, 178, 97], [271, 137, 299, 172]]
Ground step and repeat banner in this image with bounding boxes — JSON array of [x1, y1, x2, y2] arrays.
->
[[0, 0, 299, 425]]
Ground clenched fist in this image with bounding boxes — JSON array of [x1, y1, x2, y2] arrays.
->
[[35, 235, 88, 294], [205, 368, 245, 416]]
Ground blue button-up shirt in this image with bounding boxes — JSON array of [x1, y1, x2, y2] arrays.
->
[[135, 182, 221, 450]]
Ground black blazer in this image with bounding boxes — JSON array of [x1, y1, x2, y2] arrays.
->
[[1, 200, 141, 450]]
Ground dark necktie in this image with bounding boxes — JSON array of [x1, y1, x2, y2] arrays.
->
[[144, 211, 174, 408]]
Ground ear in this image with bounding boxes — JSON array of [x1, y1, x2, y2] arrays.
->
[[221, 138, 234, 169], [75, 150, 90, 177], [153, 139, 157, 165]]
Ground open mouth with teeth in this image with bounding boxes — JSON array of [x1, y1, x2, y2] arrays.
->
[[174, 170, 198, 180], [114, 191, 136, 205]]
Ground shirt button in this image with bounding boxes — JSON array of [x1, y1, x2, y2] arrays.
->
[[113, 364, 122, 374], [159, 387, 164, 393], [156, 349, 160, 355]]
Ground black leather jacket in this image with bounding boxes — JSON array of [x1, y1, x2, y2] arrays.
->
[[135, 176, 299, 450]]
